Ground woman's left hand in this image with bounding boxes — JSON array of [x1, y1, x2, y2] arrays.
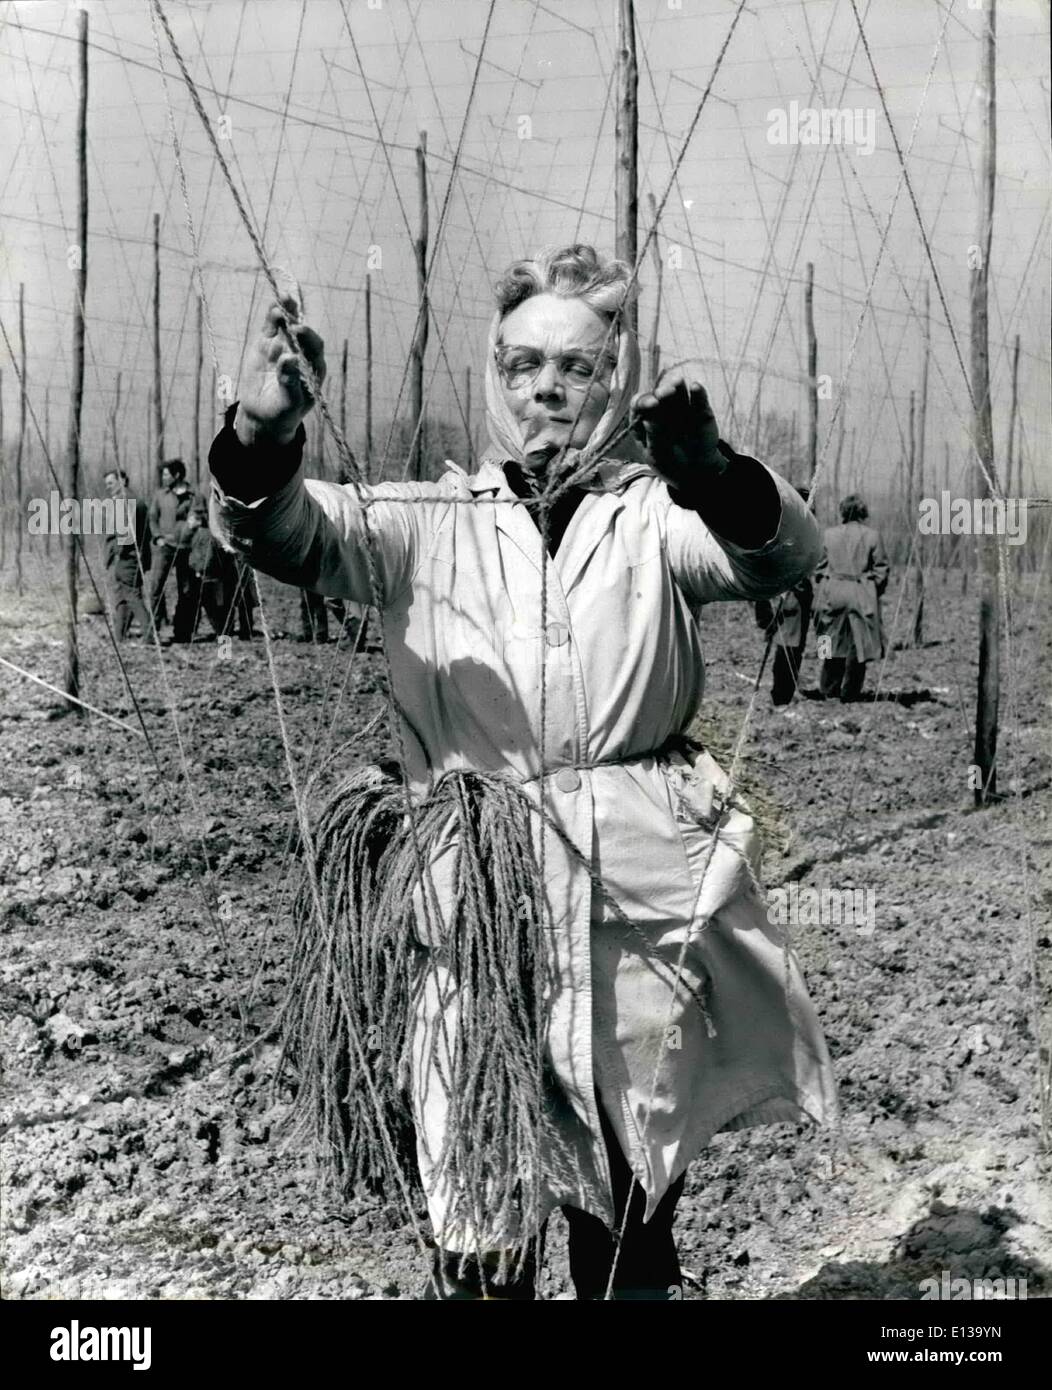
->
[[631, 370, 725, 495]]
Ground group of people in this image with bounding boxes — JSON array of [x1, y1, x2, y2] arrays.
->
[[101, 458, 256, 644], [756, 491, 889, 705]]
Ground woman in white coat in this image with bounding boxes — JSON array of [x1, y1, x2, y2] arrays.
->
[[208, 245, 837, 1300]]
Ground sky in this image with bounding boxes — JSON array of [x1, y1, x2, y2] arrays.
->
[[1, 0, 1049, 513]]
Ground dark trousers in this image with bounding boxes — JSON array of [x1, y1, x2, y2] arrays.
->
[[108, 554, 154, 641], [424, 1099, 686, 1301], [186, 577, 226, 638], [150, 545, 196, 641], [819, 655, 866, 701], [227, 562, 256, 639], [771, 642, 805, 706]]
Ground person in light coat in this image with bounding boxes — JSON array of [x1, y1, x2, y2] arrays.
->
[[813, 493, 890, 701], [208, 245, 838, 1300]]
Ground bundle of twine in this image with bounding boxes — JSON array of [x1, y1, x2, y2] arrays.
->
[[277, 764, 579, 1269]]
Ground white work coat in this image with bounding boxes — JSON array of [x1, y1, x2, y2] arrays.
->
[[211, 452, 839, 1247]]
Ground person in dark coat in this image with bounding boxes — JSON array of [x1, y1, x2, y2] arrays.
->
[[813, 493, 889, 701], [102, 468, 153, 642], [754, 486, 813, 705], [185, 497, 228, 638], [148, 458, 196, 642], [186, 496, 257, 640]]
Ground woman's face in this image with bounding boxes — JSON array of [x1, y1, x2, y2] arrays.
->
[[497, 293, 614, 464]]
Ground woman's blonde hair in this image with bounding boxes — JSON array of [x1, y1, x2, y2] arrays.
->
[[494, 244, 636, 321]]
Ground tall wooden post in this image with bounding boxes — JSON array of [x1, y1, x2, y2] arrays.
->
[[14, 283, 26, 595], [906, 391, 916, 569], [410, 132, 429, 481], [614, 0, 638, 333], [153, 212, 163, 468], [464, 364, 473, 467], [340, 338, 348, 441], [972, 0, 999, 805], [833, 413, 845, 526], [912, 282, 930, 644], [146, 386, 153, 495], [942, 440, 950, 578], [804, 261, 818, 487], [646, 191, 662, 388], [848, 426, 856, 496], [111, 372, 122, 474], [0, 368, 5, 571], [64, 8, 89, 707], [193, 292, 203, 485], [1006, 331, 1020, 497], [364, 273, 373, 475], [43, 385, 52, 557]]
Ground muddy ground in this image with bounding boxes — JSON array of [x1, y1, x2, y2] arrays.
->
[[2, 560, 1050, 1301]]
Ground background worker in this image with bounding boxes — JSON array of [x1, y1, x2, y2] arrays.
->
[[148, 458, 196, 643], [102, 467, 153, 642], [813, 493, 889, 702]]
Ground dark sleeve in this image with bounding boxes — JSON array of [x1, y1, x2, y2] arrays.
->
[[208, 402, 307, 505], [666, 440, 782, 550]]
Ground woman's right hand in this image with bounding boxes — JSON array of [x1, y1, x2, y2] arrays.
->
[[234, 298, 326, 448]]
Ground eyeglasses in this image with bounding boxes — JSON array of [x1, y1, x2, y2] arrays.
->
[[494, 343, 616, 391]]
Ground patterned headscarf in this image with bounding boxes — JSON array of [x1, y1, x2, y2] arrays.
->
[[483, 306, 642, 474]]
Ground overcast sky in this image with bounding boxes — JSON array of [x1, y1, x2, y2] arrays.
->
[[1, 0, 1049, 507]]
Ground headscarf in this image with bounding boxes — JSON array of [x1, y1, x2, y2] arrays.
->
[[483, 305, 642, 478]]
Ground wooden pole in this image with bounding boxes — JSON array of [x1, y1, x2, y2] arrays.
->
[[464, 364, 473, 468], [646, 191, 662, 388], [906, 390, 915, 570], [0, 368, 5, 571], [43, 385, 51, 557], [111, 371, 122, 475], [1006, 331, 1020, 497], [790, 408, 798, 486], [833, 412, 845, 526], [804, 261, 818, 488], [848, 428, 855, 501], [340, 337, 348, 441], [364, 273, 373, 475], [153, 211, 163, 468], [912, 281, 930, 644], [64, 8, 88, 707], [14, 283, 26, 595], [942, 440, 950, 578], [614, 0, 638, 334], [193, 291, 203, 485], [410, 131, 429, 481], [146, 385, 153, 495], [971, 0, 999, 805]]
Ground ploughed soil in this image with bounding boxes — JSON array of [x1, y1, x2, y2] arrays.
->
[[2, 560, 1050, 1301]]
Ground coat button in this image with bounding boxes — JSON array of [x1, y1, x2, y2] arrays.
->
[[554, 768, 580, 793], [545, 621, 569, 647]]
